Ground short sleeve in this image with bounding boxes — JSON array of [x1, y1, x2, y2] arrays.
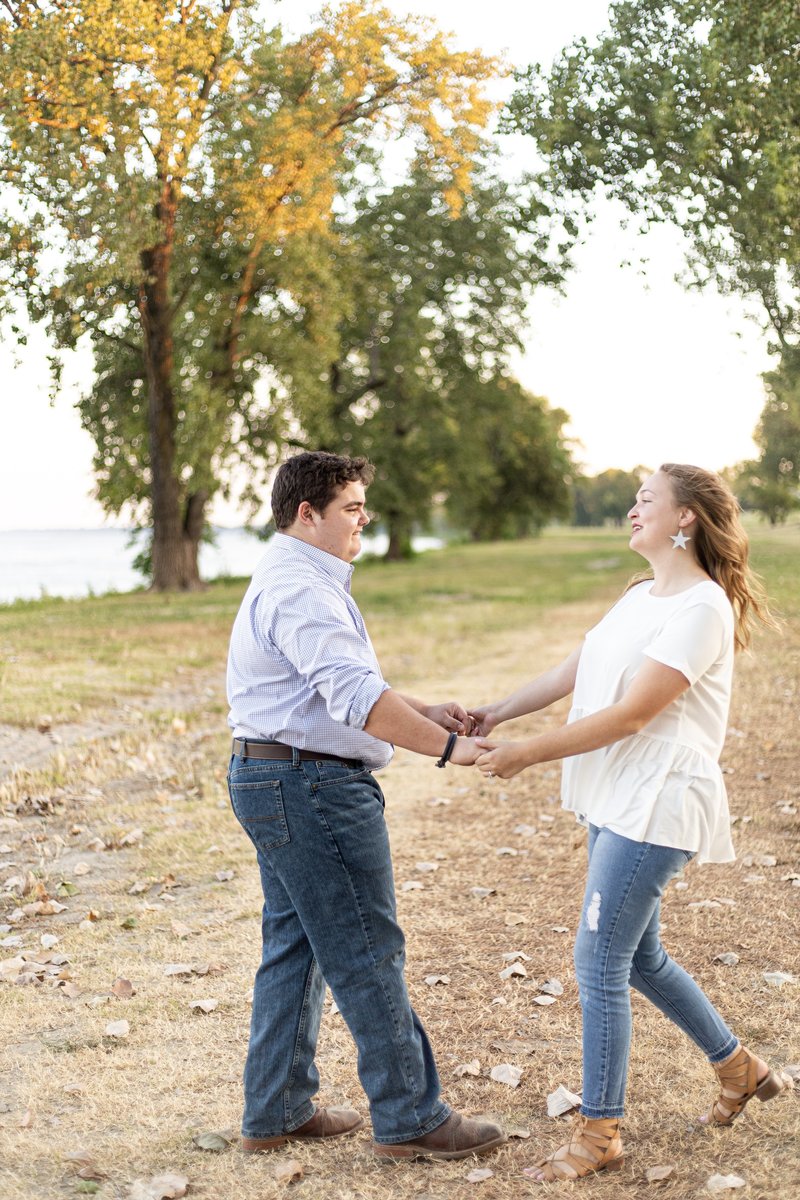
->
[[643, 603, 727, 685]]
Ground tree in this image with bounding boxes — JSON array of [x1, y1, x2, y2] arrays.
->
[[504, 0, 799, 353], [311, 164, 574, 557], [731, 350, 800, 524], [0, 0, 498, 587], [444, 375, 573, 541], [572, 468, 647, 527]]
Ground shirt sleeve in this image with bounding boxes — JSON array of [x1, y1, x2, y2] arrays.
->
[[643, 602, 727, 686], [261, 584, 389, 729]]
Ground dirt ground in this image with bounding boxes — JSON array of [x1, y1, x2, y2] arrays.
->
[[0, 595, 797, 1200]]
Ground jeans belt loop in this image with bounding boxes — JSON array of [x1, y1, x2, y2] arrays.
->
[[291, 745, 300, 767]]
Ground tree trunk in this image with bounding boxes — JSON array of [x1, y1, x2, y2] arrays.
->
[[140, 184, 203, 590], [384, 515, 414, 561]]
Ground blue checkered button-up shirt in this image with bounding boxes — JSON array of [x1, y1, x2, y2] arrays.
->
[[226, 533, 393, 770]]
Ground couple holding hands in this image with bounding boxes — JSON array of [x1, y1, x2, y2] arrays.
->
[[225, 451, 785, 1181]]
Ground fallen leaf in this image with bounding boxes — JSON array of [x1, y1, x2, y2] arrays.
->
[[466, 1167, 494, 1182], [499, 962, 527, 980], [490, 1063, 522, 1088], [688, 900, 721, 910], [453, 1059, 481, 1078], [713, 952, 740, 966], [428, 796, 451, 807], [540, 978, 564, 996], [40, 934, 59, 949], [470, 887, 496, 898], [129, 1172, 189, 1199], [164, 963, 193, 977], [272, 1158, 303, 1184], [402, 880, 424, 891], [105, 1019, 130, 1038], [190, 998, 218, 1013], [506, 1125, 531, 1139], [171, 921, 193, 939], [763, 971, 795, 987], [496, 847, 518, 857], [86, 838, 107, 853], [551, 925, 569, 933], [120, 916, 137, 930], [118, 828, 144, 847], [128, 880, 150, 895], [18, 1107, 34, 1128], [415, 861, 439, 873], [504, 912, 526, 927], [424, 974, 450, 986], [37, 714, 52, 733], [706, 1174, 746, 1192], [112, 977, 135, 999], [73, 862, 91, 876], [501, 950, 531, 962], [513, 824, 537, 836], [65, 1150, 107, 1181], [214, 869, 235, 882], [646, 1164, 676, 1182], [192, 1130, 234, 1152], [59, 981, 82, 998], [546, 1084, 582, 1117], [532, 994, 557, 1006], [491, 1038, 536, 1055]]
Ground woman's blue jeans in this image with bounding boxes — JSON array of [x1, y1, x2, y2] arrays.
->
[[575, 825, 738, 1118], [227, 750, 450, 1143]]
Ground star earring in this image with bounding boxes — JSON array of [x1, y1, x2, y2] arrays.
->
[[670, 529, 691, 550]]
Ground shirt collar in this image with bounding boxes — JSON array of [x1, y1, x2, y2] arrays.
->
[[273, 532, 355, 592]]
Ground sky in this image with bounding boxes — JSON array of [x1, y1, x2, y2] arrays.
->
[[0, 0, 774, 530]]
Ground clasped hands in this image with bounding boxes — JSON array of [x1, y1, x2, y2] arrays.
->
[[425, 701, 526, 778]]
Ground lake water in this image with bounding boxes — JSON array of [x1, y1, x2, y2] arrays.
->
[[0, 528, 442, 604]]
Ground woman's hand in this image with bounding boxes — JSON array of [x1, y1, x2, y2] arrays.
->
[[466, 704, 499, 737], [475, 738, 532, 779]]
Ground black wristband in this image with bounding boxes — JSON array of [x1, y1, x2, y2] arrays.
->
[[435, 731, 458, 768]]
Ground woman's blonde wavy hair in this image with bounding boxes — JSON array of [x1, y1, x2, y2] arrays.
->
[[627, 463, 776, 651]]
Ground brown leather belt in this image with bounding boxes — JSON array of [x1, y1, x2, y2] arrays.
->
[[232, 738, 363, 769]]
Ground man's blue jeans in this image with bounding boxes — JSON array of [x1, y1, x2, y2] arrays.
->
[[227, 749, 450, 1142], [575, 825, 738, 1118]]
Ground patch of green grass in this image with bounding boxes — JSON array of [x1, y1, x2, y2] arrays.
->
[[1, 522, 797, 726]]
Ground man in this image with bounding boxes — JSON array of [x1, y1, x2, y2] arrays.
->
[[226, 451, 504, 1161]]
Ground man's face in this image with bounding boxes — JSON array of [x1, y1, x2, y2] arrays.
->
[[309, 481, 371, 562]]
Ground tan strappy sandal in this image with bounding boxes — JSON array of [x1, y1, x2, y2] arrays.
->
[[704, 1045, 785, 1125], [523, 1115, 624, 1183]]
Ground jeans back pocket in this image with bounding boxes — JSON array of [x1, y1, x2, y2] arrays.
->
[[228, 776, 290, 851]]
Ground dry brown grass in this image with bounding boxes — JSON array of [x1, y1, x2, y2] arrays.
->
[[0, 561, 798, 1200]]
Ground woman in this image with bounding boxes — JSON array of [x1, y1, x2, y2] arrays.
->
[[471, 463, 784, 1183]]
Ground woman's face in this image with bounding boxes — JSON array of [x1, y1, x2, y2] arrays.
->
[[627, 471, 691, 557]]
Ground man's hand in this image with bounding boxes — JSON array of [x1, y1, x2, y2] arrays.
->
[[449, 736, 481, 766], [475, 738, 530, 779], [425, 701, 475, 735], [467, 704, 499, 737]]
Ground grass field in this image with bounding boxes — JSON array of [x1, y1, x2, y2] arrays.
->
[[0, 523, 798, 1199]]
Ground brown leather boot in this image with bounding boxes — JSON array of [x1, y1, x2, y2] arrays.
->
[[241, 1106, 364, 1153], [373, 1111, 506, 1161]]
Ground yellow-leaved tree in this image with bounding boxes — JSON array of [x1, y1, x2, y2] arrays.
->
[[0, 0, 498, 587]]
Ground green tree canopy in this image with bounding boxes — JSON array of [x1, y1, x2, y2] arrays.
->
[[444, 376, 573, 542], [504, 0, 799, 352], [731, 349, 800, 524], [572, 467, 647, 527], [309, 163, 574, 557], [0, 0, 500, 586]]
